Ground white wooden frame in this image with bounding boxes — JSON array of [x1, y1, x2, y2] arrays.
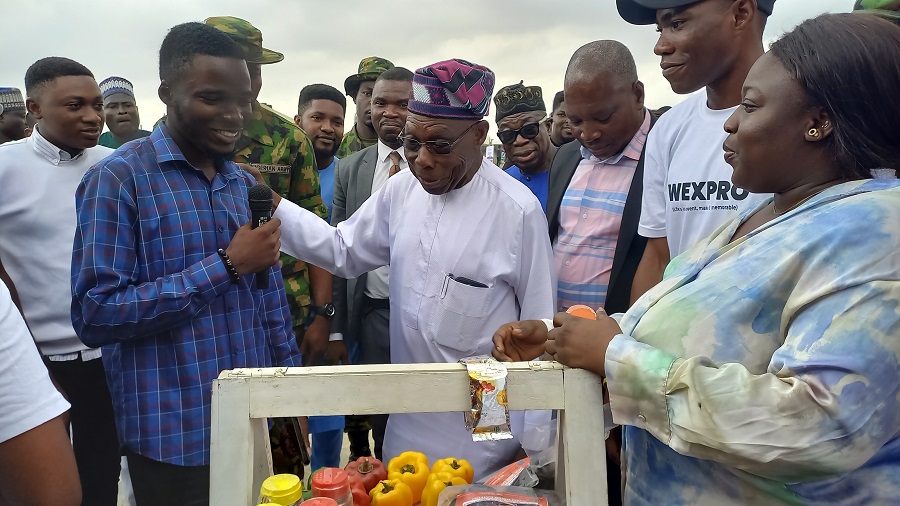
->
[[210, 362, 607, 505]]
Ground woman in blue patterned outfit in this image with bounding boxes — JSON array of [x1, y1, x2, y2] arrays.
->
[[494, 13, 900, 505]]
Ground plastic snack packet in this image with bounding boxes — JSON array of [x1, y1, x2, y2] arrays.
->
[[437, 485, 560, 506], [481, 457, 538, 488], [460, 356, 513, 442]]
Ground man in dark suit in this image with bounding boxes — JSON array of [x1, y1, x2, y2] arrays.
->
[[545, 40, 662, 506], [331, 67, 413, 461]]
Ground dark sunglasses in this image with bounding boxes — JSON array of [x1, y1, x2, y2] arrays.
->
[[400, 122, 480, 155], [497, 122, 542, 145]]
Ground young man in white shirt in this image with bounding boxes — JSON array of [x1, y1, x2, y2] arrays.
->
[[622, 0, 774, 301], [0, 57, 120, 505]]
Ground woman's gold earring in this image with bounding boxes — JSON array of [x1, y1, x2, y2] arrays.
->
[[808, 128, 820, 138]]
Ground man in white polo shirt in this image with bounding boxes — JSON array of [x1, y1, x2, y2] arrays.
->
[[0, 56, 119, 505]]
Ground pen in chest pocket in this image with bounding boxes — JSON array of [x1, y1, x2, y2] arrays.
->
[[448, 273, 489, 288], [441, 273, 489, 297]]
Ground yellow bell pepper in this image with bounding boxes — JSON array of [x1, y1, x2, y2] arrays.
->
[[369, 479, 414, 506], [431, 457, 474, 484], [421, 472, 468, 506], [387, 451, 430, 504]]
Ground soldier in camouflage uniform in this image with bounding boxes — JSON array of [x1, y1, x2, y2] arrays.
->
[[207, 15, 336, 477], [854, 0, 900, 24], [336, 57, 394, 159]]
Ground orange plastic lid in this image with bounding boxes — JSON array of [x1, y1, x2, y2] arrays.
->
[[303, 498, 339, 506], [567, 305, 597, 319], [311, 468, 350, 498]]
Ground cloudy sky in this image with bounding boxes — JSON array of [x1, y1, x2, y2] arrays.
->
[[5, 0, 852, 141]]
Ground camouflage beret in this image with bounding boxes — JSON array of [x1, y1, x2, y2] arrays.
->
[[854, 0, 900, 23], [343, 56, 394, 97], [205, 16, 284, 64]]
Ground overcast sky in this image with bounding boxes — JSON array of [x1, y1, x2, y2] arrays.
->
[[5, 0, 852, 141]]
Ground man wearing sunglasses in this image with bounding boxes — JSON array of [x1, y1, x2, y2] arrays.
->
[[495, 82, 555, 212], [269, 58, 555, 480]]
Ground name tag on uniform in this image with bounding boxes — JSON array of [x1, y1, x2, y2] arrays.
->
[[251, 163, 290, 174]]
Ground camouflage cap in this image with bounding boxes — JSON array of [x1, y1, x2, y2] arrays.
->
[[854, 0, 900, 23], [343, 56, 395, 97], [204, 16, 284, 64]]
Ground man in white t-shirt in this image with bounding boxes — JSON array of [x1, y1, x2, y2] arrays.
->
[[0, 278, 80, 505], [618, 0, 775, 301], [0, 57, 120, 504]]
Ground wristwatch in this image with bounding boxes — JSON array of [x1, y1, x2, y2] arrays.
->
[[312, 303, 336, 320]]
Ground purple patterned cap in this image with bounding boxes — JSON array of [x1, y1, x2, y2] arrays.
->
[[409, 59, 495, 120]]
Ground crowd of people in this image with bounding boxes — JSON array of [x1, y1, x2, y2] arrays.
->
[[0, 0, 898, 505]]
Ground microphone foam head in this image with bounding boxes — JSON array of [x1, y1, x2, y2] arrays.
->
[[248, 183, 273, 212]]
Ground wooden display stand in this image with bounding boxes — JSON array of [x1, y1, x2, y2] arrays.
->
[[210, 362, 607, 505]]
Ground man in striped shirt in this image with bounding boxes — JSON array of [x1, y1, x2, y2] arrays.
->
[[544, 39, 663, 506], [547, 40, 662, 316]]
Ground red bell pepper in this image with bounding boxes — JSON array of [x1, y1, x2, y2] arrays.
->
[[345, 456, 388, 492], [349, 475, 371, 506]]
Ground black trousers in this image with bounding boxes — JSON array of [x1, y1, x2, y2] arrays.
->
[[348, 299, 391, 460], [44, 356, 120, 506], [126, 451, 210, 506]]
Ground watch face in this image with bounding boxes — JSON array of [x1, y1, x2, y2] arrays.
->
[[322, 303, 335, 318]]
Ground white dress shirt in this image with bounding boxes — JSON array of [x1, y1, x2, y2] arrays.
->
[[275, 160, 556, 479], [0, 126, 112, 358], [365, 141, 408, 299]]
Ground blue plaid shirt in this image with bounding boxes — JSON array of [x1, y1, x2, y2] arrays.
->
[[71, 124, 301, 465]]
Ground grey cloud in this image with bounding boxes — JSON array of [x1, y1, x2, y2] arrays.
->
[[3, 0, 853, 135]]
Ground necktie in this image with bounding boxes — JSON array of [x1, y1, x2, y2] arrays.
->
[[388, 150, 402, 177]]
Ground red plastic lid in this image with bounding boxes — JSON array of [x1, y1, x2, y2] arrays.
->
[[311, 468, 351, 499], [303, 498, 339, 506]]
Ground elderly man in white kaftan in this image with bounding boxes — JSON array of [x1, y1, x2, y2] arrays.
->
[[273, 59, 556, 479]]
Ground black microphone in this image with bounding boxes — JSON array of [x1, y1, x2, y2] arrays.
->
[[248, 183, 273, 290]]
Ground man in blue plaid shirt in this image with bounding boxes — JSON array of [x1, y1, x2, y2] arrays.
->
[[71, 22, 301, 506]]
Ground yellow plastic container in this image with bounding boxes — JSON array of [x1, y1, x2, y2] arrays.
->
[[258, 473, 303, 505]]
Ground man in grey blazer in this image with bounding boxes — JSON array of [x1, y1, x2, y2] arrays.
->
[[331, 67, 413, 461]]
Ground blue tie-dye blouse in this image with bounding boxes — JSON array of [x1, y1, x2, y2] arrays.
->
[[605, 178, 900, 505]]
